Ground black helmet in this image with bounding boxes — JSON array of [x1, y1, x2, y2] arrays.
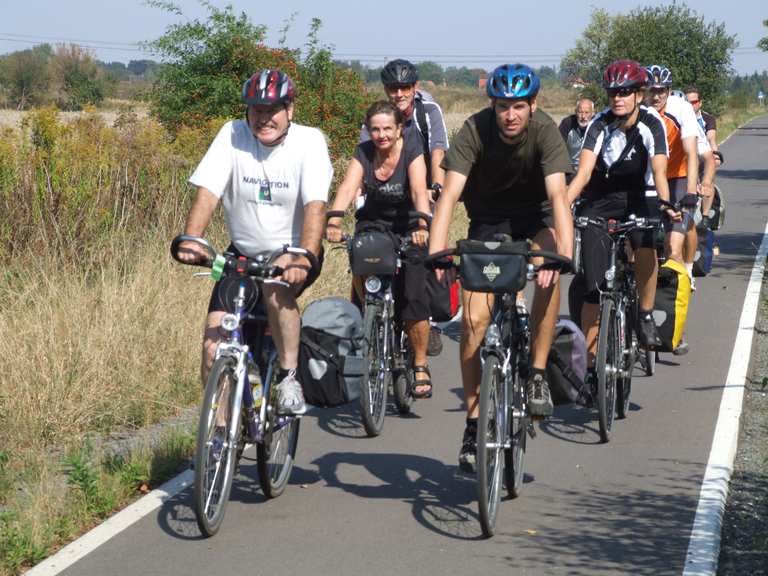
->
[[380, 59, 418, 86]]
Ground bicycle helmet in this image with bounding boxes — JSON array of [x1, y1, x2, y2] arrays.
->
[[380, 59, 418, 86], [646, 65, 672, 89], [670, 89, 687, 100], [602, 60, 648, 89], [486, 64, 540, 99], [242, 69, 295, 106]]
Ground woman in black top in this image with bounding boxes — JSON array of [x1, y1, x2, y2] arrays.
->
[[327, 101, 433, 397]]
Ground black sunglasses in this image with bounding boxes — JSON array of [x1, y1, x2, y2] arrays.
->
[[607, 87, 635, 98]]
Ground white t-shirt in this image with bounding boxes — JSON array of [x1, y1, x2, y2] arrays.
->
[[190, 120, 333, 258]]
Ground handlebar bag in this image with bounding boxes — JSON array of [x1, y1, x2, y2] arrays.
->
[[457, 239, 528, 294], [350, 228, 398, 276]]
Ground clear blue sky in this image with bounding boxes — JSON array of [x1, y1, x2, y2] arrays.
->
[[1, 0, 765, 74]]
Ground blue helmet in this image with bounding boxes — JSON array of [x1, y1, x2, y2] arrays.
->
[[486, 64, 540, 100]]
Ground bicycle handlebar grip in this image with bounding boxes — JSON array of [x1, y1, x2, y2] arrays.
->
[[528, 250, 572, 273], [326, 210, 346, 220]]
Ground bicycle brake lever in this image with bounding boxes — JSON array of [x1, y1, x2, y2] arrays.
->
[[193, 272, 212, 278], [264, 279, 291, 288]]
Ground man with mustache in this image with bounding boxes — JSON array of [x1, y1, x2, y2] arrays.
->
[[178, 69, 332, 415]]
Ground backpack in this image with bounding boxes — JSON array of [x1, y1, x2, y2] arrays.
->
[[693, 225, 714, 277], [653, 260, 691, 352], [297, 297, 366, 407], [546, 319, 589, 405], [707, 185, 725, 230], [413, 94, 432, 184]]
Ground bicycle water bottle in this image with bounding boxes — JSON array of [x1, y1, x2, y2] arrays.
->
[[247, 359, 263, 409], [516, 296, 530, 332]]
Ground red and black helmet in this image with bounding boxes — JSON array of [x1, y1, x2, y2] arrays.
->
[[242, 69, 296, 106], [602, 59, 648, 90]]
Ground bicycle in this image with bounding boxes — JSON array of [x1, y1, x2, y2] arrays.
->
[[327, 210, 431, 436], [170, 235, 318, 537], [428, 239, 570, 537], [573, 214, 660, 442]]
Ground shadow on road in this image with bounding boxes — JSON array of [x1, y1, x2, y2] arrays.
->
[[311, 450, 485, 540]]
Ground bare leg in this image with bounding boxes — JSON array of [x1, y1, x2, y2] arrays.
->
[[635, 247, 658, 312], [581, 302, 600, 367], [529, 227, 561, 371], [460, 289, 494, 419], [201, 311, 226, 385], [263, 284, 301, 370], [405, 319, 431, 395]]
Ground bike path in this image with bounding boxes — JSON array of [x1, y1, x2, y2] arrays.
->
[[58, 116, 768, 576]]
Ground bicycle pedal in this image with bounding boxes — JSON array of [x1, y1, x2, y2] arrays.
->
[[527, 422, 538, 437]]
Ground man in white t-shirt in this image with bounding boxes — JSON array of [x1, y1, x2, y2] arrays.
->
[[178, 69, 333, 414]]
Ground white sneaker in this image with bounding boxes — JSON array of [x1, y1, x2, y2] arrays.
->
[[690, 276, 697, 292], [276, 369, 306, 415]]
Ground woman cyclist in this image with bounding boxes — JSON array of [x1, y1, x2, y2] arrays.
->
[[566, 59, 678, 375], [326, 100, 434, 397]]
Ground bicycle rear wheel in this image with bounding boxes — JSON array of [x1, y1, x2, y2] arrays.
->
[[477, 355, 504, 537], [596, 299, 619, 443], [361, 303, 389, 436], [504, 355, 527, 498], [194, 356, 241, 537]]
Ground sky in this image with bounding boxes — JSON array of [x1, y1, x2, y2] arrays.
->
[[0, 0, 766, 75]]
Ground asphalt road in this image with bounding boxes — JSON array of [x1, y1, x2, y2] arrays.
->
[[61, 115, 768, 576]]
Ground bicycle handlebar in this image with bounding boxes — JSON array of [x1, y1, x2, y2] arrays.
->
[[170, 235, 320, 280], [424, 246, 572, 274]]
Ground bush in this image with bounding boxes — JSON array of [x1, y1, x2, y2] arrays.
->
[[146, 4, 368, 160]]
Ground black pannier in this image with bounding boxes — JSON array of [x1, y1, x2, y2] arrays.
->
[[457, 239, 528, 294], [349, 229, 398, 276], [298, 297, 366, 407]]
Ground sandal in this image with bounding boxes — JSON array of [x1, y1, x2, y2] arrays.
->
[[412, 365, 433, 399]]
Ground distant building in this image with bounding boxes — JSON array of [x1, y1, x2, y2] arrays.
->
[[569, 77, 588, 89], [478, 77, 488, 90]]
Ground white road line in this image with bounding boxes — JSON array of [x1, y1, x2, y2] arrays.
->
[[25, 470, 193, 576], [682, 220, 768, 576]]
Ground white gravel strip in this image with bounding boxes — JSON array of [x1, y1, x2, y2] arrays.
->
[[682, 219, 768, 576]]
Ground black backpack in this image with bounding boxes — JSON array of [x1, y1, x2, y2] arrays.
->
[[413, 96, 432, 184], [297, 297, 366, 407]]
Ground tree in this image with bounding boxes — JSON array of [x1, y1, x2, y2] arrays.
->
[[50, 44, 111, 110], [759, 19, 768, 52], [416, 61, 444, 84], [0, 45, 52, 109], [560, 3, 736, 113], [146, 4, 368, 160], [606, 4, 736, 114]]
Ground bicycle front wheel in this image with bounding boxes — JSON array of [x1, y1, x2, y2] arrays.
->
[[360, 303, 390, 436], [257, 358, 300, 498], [596, 298, 619, 443], [477, 355, 504, 537], [194, 356, 241, 537]]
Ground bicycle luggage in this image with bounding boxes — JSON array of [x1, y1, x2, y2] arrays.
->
[[298, 297, 365, 407], [546, 319, 589, 405], [426, 270, 460, 322], [349, 227, 398, 276], [457, 239, 528, 294], [653, 260, 691, 352], [693, 225, 714, 277], [707, 186, 725, 230], [568, 273, 587, 325]]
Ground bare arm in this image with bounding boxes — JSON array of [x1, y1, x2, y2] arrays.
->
[[326, 159, 364, 242], [565, 149, 598, 205], [682, 136, 699, 195], [699, 150, 716, 215], [430, 148, 446, 188], [546, 172, 573, 260], [177, 187, 219, 263], [706, 129, 718, 152], [408, 154, 431, 217], [300, 200, 326, 259], [429, 169, 467, 255]]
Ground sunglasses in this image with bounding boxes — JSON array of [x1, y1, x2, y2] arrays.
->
[[607, 87, 635, 98], [688, 98, 700, 104]]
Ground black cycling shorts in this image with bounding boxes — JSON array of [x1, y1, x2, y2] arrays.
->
[[577, 192, 658, 304], [663, 177, 695, 234], [355, 218, 430, 323], [207, 243, 323, 314], [467, 211, 554, 244]]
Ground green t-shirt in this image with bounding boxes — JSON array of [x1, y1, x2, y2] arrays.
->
[[442, 107, 571, 221]]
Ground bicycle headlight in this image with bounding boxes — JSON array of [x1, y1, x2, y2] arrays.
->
[[220, 313, 239, 332], [365, 275, 382, 293], [604, 268, 615, 282]]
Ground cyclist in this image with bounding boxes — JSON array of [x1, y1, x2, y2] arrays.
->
[[361, 59, 451, 357], [559, 98, 595, 177], [685, 85, 720, 230], [684, 86, 719, 156], [428, 64, 573, 472], [566, 59, 675, 375], [327, 100, 433, 397], [645, 65, 712, 285], [177, 69, 332, 415]]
